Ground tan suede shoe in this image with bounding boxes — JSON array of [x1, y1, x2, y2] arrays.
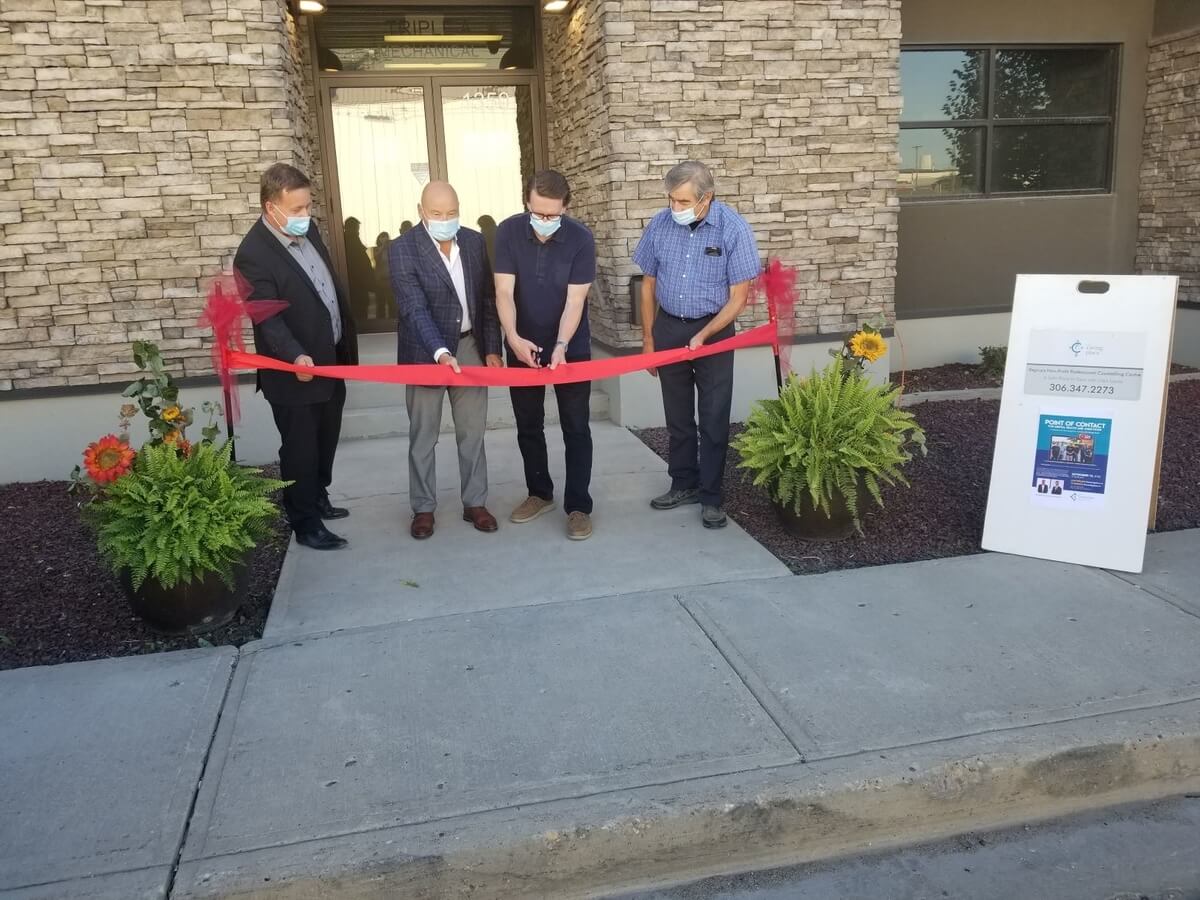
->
[[509, 495, 556, 524], [566, 511, 593, 541]]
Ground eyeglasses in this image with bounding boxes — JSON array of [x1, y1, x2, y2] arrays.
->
[[528, 211, 562, 223]]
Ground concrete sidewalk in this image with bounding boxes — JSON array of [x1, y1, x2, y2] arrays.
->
[[2, 425, 1199, 899]]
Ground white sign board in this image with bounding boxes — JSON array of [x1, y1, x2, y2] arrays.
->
[[982, 274, 1178, 573]]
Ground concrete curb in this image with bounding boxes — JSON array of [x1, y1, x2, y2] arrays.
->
[[897, 370, 1200, 407], [173, 699, 1200, 899]]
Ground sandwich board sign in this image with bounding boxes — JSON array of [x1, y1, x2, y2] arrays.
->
[[981, 274, 1178, 573]]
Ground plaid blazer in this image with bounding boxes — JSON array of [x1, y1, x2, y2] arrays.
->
[[388, 225, 501, 365]]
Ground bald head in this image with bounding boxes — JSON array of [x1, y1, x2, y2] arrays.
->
[[420, 181, 458, 219]]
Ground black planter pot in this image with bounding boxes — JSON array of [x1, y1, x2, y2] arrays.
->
[[774, 486, 858, 542], [118, 563, 247, 636]]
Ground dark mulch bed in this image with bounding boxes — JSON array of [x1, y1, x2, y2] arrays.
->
[[892, 362, 1199, 394], [635, 379, 1200, 576], [0, 467, 289, 672]]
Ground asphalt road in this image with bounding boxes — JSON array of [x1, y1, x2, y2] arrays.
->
[[612, 795, 1200, 900]]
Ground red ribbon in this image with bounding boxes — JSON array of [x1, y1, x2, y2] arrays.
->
[[197, 274, 289, 423], [752, 258, 799, 376], [226, 322, 776, 387]]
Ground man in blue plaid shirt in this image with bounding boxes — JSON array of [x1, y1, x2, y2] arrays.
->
[[633, 161, 761, 529]]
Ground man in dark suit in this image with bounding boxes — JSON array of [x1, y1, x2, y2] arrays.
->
[[389, 181, 503, 540], [233, 163, 358, 551]]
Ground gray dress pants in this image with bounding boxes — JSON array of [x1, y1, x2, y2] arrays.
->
[[405, 333, 488, 513]]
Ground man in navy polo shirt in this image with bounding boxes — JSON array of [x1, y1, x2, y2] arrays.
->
[[634, 160, 761, 529], [494, 170, 597, 541]]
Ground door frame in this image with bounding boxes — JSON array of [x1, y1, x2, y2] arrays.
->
[[307, 4, 548, 329]]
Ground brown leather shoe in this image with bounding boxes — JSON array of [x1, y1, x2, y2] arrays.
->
[[411, 511, 435, 540], [462, 506, 498, 533]]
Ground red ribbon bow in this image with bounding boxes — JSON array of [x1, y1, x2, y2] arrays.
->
[[752, 258, 799, 376], [197, 274, 288, 425]]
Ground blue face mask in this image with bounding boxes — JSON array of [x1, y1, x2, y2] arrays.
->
[[530, 215, 562, 238], [270, 203, 310, 237], [425, 217, 460, 242], [671, 205, 698, 226]]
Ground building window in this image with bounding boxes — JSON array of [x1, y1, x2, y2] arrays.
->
[[899, 46, 1118, 199]]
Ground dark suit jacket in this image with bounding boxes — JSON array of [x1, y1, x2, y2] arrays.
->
[[388, 225, 501, 365], [233, 218, 358, 406]]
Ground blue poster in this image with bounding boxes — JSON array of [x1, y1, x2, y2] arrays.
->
[[1031, 413, 1112, 507]]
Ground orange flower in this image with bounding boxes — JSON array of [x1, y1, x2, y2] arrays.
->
[[83, 435, 135, 484], [162, 430, 180, 445], [177, 438, 192, 457]]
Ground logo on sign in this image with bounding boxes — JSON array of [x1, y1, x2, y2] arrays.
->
[[1068, 338, 1103, 359]]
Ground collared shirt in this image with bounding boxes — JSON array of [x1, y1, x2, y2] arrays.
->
[[426, 225, 471, 361], [263, 216, 341, 343], [493, 213, 596, 360], [632, 199, 761, 318]]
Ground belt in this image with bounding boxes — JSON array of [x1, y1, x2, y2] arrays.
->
[[661, 311, 716, 324], [460, 328, 473, 338]]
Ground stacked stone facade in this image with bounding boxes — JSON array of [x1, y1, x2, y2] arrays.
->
[[1136, 24, 1200, 305], [0, 0, 316, 390], [543, 0, 902, 349]]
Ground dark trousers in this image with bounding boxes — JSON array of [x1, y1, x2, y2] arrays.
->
[[508, 358, 593, 515], [652, 313, 735, 507], [269, 381, 346, 533]]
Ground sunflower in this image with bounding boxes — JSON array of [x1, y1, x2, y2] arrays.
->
[[849, 331, 887, 363], [83, 435, 135, 484], [162, 405, 182, 422]]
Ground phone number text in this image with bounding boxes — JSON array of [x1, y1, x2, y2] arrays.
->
[[1047, 383, 1116, 395]]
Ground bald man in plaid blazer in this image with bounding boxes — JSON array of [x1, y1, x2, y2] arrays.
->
[[389, 181, 503, 540]]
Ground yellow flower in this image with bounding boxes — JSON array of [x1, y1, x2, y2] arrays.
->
[[162, 405, 182, 422], [849, 331, 887, 363]]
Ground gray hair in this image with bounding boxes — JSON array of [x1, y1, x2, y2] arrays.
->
[[664, 160, 715, 198]]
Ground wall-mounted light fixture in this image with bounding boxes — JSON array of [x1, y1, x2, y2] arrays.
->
[[290, 0, 326, 15], [543, 0, 569, 12]]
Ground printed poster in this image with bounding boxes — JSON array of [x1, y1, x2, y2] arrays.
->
[[1030, 412, 1112, 508]]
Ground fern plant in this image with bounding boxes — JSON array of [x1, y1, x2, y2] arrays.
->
[[733, 361, 927, 531], [86, 441, 287, 591]]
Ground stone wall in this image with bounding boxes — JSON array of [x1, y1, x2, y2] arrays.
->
[[543, 0, 902, 349], [1136, 24, 1200, 304], [0, 0, 318, 391]]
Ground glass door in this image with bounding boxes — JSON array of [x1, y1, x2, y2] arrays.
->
[[313, 3, 544, 334], [322, 75, 542, 333], [327, 83, 434, 333]]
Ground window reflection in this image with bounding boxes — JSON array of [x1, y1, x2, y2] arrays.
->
[[441, 85, 537, 260], [900, 50, 985, 123], [330, 86, 431, 330], [898, 127, 982, 196]]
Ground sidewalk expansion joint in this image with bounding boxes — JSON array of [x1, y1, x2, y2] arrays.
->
[[674, 594, 816, 762], [1102, 569, 1200, 623], [259, 573, 792, 648], [165, 649, 242, 899]]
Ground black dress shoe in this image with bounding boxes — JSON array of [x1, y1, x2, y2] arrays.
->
[[317, 497, 350, 519], [295, 525, 348, 550]]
